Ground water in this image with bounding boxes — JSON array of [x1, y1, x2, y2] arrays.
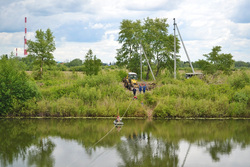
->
[[0, 119, 249, 167]]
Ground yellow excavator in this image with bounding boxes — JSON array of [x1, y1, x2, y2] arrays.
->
[[123, 72, 139, 90]]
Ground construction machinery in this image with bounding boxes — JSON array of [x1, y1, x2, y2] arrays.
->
[[123, 72, 139, 90], [123, 72, 157, 91]]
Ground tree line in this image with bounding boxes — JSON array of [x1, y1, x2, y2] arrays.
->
[[1, 17, 249, 116], [115, 18, 243, 77], [6, 17, 248, 79]]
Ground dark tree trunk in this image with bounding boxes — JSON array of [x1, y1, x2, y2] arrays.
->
[[146, 65, 150, 80], [155, 66, 160, 77]]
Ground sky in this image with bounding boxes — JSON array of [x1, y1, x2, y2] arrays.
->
[[0, 0, 250, 63]]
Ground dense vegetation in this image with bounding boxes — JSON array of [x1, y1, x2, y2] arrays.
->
[[116, 18, 180, 79], [0, 55, 249, 117], [152, 69, 250, 118], [0, 56, 41, 115], [1, 18, 249, 118]]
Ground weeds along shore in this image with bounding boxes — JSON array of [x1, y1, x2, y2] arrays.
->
[[5, 68, 250, 118]]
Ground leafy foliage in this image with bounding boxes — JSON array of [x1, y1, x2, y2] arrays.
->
[[197, 46, 235, 75], [27, 29, 56, 79], [83, 49, 102, 76], [229, 70, 250, 89], [65, 58, 83, 67], [235, 61, 250, 68], [116, 18, 180, 79], [0, 56, 41, 115]]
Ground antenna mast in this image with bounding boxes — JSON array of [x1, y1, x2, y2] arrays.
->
[[24, 17, 27, 56], [173, 18, 176, 79]]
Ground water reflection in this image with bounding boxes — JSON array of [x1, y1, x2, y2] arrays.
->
[[117, 132, 178, 167], [0, 119, 249, 167], [27, 138, 55, 167]]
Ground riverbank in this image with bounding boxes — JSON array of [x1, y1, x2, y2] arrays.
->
[[0, 117, 145, 119], [2, 69, 250, 118]]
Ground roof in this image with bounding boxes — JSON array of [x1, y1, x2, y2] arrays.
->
[[128, 72, 137, 75]]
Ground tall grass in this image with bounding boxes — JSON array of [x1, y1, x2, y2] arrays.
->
[[152, 70, 250, 118], [13, 68, 250, 118], [19, 69, 143, 117]]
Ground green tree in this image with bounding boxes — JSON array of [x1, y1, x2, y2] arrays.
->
[[116, 19, 142, 68], [65, 58, 83, 67], [116, 18, 180, 80], [235, 61, 250, 68], [143, 18, 180, 77], [0, 56, 41, 115], [21, 54, 36, 71], [197, 46, 234, 75], [83, 49, 102, 76], [27, 29, 56, 79]]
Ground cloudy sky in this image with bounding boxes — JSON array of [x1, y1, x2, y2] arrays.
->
[[0, 0, 250, 63]]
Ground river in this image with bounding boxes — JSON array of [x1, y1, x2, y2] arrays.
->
[[0, 119, 249, 167]]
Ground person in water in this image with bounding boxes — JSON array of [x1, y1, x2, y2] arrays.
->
[[116, 115, 121, 122]]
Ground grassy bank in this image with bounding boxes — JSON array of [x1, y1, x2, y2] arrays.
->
[[15, 69, 146, 117], [7, 68, 250, 118], [153, 70, 250, 118]]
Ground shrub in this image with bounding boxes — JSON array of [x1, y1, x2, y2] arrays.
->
[[117, 70, 128, 81], [69, 66, 84, 72], [229, 70, 250, 89], [77, 86, 101, 105], [0, 57, 41, 115], [231, 86, 250, 106], [144, 92, 157, 106]]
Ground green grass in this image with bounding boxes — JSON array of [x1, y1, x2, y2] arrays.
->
[[9, 68, 250, 118]]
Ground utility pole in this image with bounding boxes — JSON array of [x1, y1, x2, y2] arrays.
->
[[24, 17, 28, 56], [175, 22, 195, 74], [173, 18, 176, 79], [140, 44, 142, 81], [140, 43, 156, 81]]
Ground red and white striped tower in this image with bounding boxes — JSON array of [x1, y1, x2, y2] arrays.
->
[[16, 48, 18, 56], [24, 17, 27, 55]]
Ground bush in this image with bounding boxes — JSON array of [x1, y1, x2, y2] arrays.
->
[[229, 70, 250, 89], [69, 66, 84, 72], [77, 85, 102, 105], [118, 70, 127, 81], [0, 57, 41, 115], [231, 86, 250, 106], [144, 92, 157, 106]]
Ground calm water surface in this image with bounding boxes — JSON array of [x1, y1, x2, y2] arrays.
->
[[0, 119, 249, 167]]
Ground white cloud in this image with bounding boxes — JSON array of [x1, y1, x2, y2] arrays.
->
[[89, 23, 112, 29], [54, 29, 120, 63], [1, 0, 250, 63]]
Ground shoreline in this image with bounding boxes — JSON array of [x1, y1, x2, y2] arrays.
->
[[1, 116, 249, 120]]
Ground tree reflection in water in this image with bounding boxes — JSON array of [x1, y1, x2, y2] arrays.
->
[[116, 132, 179, 167], [0, 119, 249, 167], [27, 137, 56, 167], [196, 139, 233, 162]]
